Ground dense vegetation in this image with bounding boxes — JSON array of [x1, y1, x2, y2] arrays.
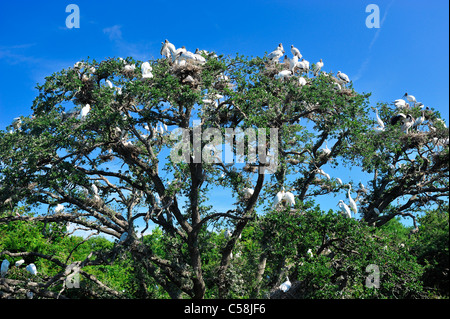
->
[[0, 45, 448, 298]]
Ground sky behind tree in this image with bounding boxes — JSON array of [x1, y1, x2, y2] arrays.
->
[[0, 0, 448, 231]]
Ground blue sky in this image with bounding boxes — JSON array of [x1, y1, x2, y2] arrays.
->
[[0, 0, 448, 231]]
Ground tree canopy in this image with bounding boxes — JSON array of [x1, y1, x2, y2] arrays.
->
[[0, 41, 448, 299]]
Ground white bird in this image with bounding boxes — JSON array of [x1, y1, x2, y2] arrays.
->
[[307, 248, 313, 258], [15, 259, 25, 267], [274, 70, 292, 81], [12, 117, 22, 130], [316, 168, 330, 180], [55, 204, 65, 213], [336, 71, 350, 84], [141, 62, 153, 79], [372, 107, 385, 128], [412, 111, 425, 129], [91, 183, 98, 196], [273, 189, 295, 208], [277, 43, 284, 52], [283, 191, 296, 206], [291, 45, 302, 59], [313, 59, 324, 76], [403, 93, 417, 104], [160, 39, 176, 59], [289, 55, 298, 71], [1, 259, 10, 277], [302, 59, 310, 72], [172, 46, 187, 62], [105, 79, 114, 89], [267, 48, 284, 62], [272, 189, 285, 208], [337, 200, 352, 218], [124, 64, 136, 72], [401, 115, 415, 134], [79, 104, 90, 120], [279, 276, 291, 292], [26, 263, 37, 276], [298, 77, 307, 86], [193, 54, 206, 64], [347, 184, 358, 215], [394, 99, 409, 109]]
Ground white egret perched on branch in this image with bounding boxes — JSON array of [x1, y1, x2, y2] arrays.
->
[[337, 200, 352, 218], [347, 184, 358, 215], [79, 104, 90, 120], [403, 92, 417, 104], [26, 263, 37, 276], [336, 71, 350, 86], [273, 188, 295, 208]]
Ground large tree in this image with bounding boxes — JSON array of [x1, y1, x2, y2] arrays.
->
[[0, 43, 448, 299]]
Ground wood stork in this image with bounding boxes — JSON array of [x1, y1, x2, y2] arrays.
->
[[141, 62, 153, 79], [242, 187, 254, 199], [347, 184, 358, 215], [394, 99, 409, 109], [336, 71, 350, 85], [313, 59, 324, 76], [26, 263, 37, 276], [55, 204, 65, 213], [321, 141, 331, 156], [291, 45, 302, 58], [161, 39, 175, 59], [267, 48, 284, 62], [337, 200, 352, 218], [412, 111, 425, 129], [79, 104, 90, 120], [277, 43, 284, 52], [12, 117, 22, 131], [91, 183, 99, 196], [403, 93, 417, 104], [307, 248, 313, 258], [1, 259, 9, 277], [280, 276, 291, 292]]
